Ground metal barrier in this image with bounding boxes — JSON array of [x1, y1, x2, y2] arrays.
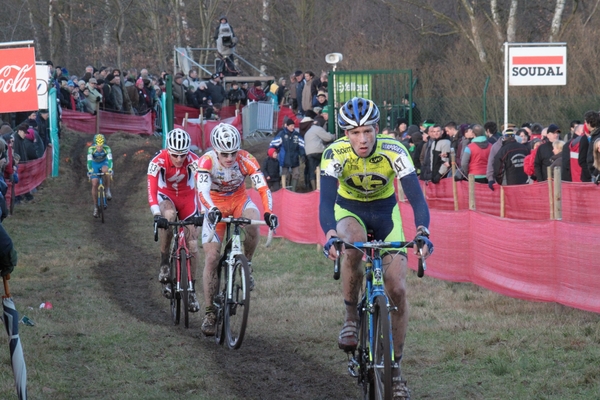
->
[[242, 101, 274, 143]]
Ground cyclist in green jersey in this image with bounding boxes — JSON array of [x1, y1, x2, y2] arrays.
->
[[87, 134, 113, 218], [320, 97, 433, 399]]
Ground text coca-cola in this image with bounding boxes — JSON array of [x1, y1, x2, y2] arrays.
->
[[0, 64, 33, 93]]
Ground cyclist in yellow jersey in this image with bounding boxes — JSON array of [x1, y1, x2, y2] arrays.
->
[[87, 134, 113, 218], [320, 97, 433, 400]]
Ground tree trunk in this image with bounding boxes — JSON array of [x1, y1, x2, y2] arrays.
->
[[48, 0, 54, 61], [549, 0, 567, 42], [261, 0, 269, 75]]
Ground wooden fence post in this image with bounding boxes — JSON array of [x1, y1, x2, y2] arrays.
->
[[316, 166, 321, 191], [547, 166, 554, 220], [500, 185, 505, 218], [553, 166, 562, 220], [451, 148, 458, 211], [468, 174, 476, 210]]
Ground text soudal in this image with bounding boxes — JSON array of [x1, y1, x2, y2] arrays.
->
[[511, 67, 564, 77]]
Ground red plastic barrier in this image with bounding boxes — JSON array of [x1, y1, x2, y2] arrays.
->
[[176, 116, 242, 151], [5, 150, 49, 208], [174, 105, 200, 126], [61, 109, 154, 135], [277, 106, 299, 129], [244, 187, 600, 313]]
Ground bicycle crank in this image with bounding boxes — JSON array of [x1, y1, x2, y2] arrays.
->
[[347, 352, 360, 377]]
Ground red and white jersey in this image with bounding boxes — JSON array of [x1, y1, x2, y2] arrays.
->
[[147, 149, 200, 215], [196, 149, 272, 213]]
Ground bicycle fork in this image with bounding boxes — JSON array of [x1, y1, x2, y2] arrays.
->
[[226, 231, 244, 302]]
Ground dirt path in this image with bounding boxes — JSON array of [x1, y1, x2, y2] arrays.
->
[[66, 133, 357, 399]]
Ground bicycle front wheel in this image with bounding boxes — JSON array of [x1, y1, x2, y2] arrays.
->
[[369, 295, 393, 400], [170, 249, 180, 325], [180, 248, 189, 329], [98, 187, 105, 223], [214, 259, 227, 345], [224, 254, 250, 349]]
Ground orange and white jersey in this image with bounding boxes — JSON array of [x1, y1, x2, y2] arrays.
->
[[196, 149, 272, 213]]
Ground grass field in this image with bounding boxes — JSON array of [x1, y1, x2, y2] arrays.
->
[[0, 131, 598, 399]]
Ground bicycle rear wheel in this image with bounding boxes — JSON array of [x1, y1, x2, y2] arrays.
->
[[224, 254, 250, 349], [214, 260, 226, 345], [170, 249, 180, 325], [180, 248, 189, 329], [98, 187, 105, 223], [368, 295, 393, 400]]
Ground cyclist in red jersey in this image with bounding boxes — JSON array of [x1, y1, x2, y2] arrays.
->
[[147, 128, 203, 312], [196, 123, 279, 336]]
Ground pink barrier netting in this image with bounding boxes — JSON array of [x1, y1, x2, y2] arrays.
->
[[245, 187, 600, 313], [61, 109, 154, 135], [422, 179, 563, 220], [5, 150, 49, 207]]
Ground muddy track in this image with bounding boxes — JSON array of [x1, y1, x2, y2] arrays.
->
[[65, 134, 358, 399]]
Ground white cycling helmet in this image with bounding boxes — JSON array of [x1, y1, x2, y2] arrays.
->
[[210, 123, 241, 153], [166, 128, 191, 153]]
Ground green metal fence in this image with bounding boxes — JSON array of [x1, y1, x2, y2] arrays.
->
[[327, 69, 413, 135]]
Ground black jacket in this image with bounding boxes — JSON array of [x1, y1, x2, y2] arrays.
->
[[262, 157, 280, 182], [534, 140, 554, 181], [494, 139, 530, 185]]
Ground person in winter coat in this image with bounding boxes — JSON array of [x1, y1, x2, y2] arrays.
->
[[534, 124, 561, 182], [493, 128, 530, 186], [262, 148, 281, 191], [227, 81, 246, 107], [427, 125, 452, 183], [304, 118, 335, 190], [269, 119, 305, 191], [459, 124, 490, 184]]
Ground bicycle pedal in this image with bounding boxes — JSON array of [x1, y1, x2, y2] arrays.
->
[[347, 355, 360, 377]]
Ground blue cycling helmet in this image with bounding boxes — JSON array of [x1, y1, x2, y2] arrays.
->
[[337, 97, 380, 130]]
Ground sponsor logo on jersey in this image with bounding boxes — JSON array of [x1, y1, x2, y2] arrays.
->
[[381, 143, 405, 154], [345, 173, 388, 192], [369, 155, 383, 164]]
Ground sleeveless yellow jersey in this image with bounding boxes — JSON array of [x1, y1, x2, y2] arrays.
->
[[320, 135, 416, 202]]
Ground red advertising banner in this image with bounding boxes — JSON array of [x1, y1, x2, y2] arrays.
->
[[0, 47, 38, 113]]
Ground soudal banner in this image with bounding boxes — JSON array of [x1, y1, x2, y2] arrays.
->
[[0, 46, 38, 112], [509, 45, 567, 86]]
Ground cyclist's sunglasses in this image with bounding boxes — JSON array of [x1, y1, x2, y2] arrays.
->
[[169, 152, 187, 159], [220, 151, 238, 159]]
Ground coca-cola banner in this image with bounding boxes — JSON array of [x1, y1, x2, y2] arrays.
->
[[0, 47, 38, 113]]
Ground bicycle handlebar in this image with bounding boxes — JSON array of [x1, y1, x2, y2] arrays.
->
[[153, 217, 203, 242], [331, 237, 428, 280], [206, 216, 275, 247]]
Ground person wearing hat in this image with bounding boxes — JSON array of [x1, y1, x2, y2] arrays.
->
[[59, 77, 74, 110], [246, 80, 267, 102], [313, 90, 328, 109], [533, 123, 561, 181], [205, 73, 226, 105], [171, 73, 186, 105], [492, 127, 530, 187], [86, 78, 102, 113], [262, 147, 281, 191], [227, 81, 245, 107], [269, 118, 305, 191]]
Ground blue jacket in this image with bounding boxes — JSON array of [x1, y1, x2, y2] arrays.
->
[[270, 127, 305, 168]]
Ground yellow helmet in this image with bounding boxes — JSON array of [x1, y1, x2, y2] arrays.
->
[[94, 134, 105, 146]]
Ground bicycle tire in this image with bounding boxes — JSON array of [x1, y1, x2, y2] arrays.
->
[[98, 187, 105, 223], [180, 248, 189, 329], [368, 295, 393, 400], [224, 254, 250, 349], [357, 297, 370, 400], [214, 259, 226, 345], [170, 247, 180, 325]]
